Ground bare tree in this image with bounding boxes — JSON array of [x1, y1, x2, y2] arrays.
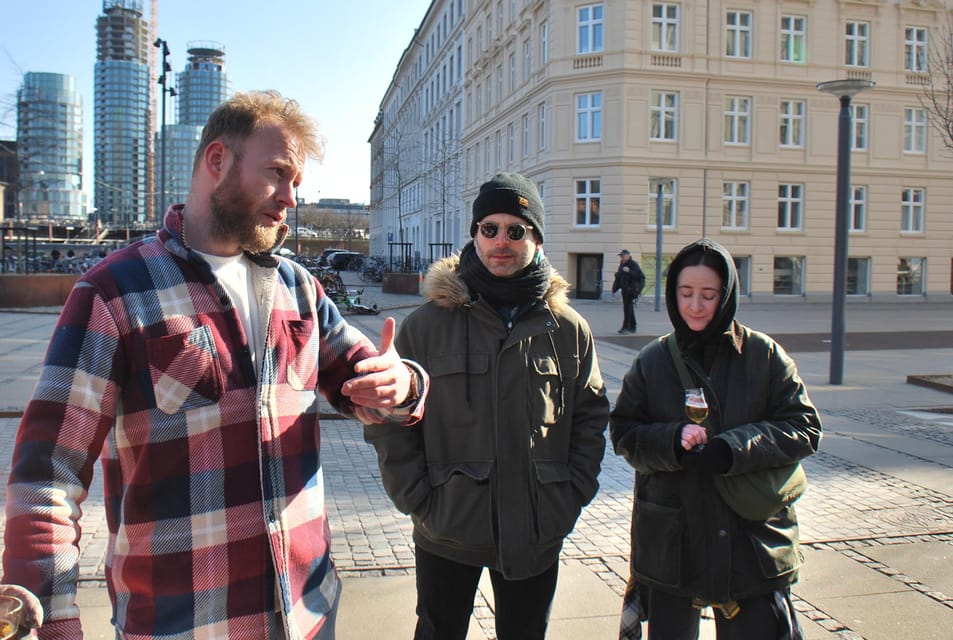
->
[[922, 11, 953, 153]]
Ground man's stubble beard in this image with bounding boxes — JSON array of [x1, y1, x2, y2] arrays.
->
[[209, 162, 281, 254]]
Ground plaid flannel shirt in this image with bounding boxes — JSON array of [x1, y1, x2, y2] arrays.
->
[[3, 207, 424, 639]]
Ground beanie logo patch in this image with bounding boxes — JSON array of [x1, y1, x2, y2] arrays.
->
[[518, 196, 529, 208]]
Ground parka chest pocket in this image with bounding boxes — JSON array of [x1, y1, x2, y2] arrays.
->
[[146, 325, 224, 414], [426, 352, 489, 428], [531, 354, 577, 425]]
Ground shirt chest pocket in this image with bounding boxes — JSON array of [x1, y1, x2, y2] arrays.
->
[[284, 319, 318, 391], [146, 326, 224, 414]]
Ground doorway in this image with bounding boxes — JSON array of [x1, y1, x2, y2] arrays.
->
[[575, 253, 604, 299]]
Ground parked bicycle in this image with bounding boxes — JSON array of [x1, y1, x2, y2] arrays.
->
[[359, 255, 386, 283]]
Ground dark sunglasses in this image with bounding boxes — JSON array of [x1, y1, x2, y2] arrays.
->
[[476, 221, 534, 241]]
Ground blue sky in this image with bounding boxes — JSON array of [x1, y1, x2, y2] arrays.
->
[[0, 0, 432, 205]]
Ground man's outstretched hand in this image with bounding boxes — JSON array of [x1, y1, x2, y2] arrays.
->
[[341, 317, 413, 419]]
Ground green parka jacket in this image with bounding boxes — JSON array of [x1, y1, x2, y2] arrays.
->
[[365, 254, 609, 580], [610, 239, 822, 604]]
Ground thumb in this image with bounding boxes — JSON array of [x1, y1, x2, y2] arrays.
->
[[377, 317, 397, 355]]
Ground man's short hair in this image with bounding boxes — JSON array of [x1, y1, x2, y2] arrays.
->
[[192, 90, 325, 174]]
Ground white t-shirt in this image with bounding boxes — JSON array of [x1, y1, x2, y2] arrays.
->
[[196, 250, 262, 375]]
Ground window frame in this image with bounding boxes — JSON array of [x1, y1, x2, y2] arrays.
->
[[577, 4, 605, 54], [903, 107, 927, 154], [779, 99, 806, 147], [901, 187, 925, 233], [651, 2, 680, 53], [726, 10, 752, 59], [846, 257, 871, 296], [650, 90, 678, 141], [904, 26, 928, 73], [897, 257, 925, 295], [777, 183, 804, 230], [724, 96, 751, 145], [780, 15, 807, 63], [574, 178, 602, 227], [851, 103, 869, 151], [850, 185, 866, 232], [649, 178, 677, 229], [773, 256, 805, 295], [722, 181, 750, 230], [575, 91, 603, 142], [844, 20, 870, 67]]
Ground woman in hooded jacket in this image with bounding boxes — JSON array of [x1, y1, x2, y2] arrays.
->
[[610, 239, 822, 639]]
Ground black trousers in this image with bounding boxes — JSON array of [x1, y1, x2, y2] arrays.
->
[[413, 546, 559, 640], [645, 587, 803, 640], [621, 292, 638, 331]]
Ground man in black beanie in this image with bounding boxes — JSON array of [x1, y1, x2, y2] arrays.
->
[[365, 172, 610, 640]]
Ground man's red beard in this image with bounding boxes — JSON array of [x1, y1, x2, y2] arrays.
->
[[209, 161, 282, 254]]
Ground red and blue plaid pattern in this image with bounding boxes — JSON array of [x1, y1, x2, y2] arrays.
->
[[3, 207, 419, 639]]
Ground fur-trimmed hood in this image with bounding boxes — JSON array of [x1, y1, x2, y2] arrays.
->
[[421, 253, 572, 312]]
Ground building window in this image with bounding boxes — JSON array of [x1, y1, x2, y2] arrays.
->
[[779, 100, 805, 147], [724, 96, 751, 144], [650, 91, 678, 141], [508, 53, 516, 92], [847, 257, 871, 295], [538, 101, 546, 150], [773, 256, 805, 295], [540, 21, 548, 64], [904, 27, 928, 72], [575, 178, 601, 226], [850, 185, 866, 232], [507, 122, 515, 163], [521, 113, 529, 157], [851, 103, 868, 151], [734, 256, 751, 296], [523, 39, 532, 80], [901, 187, 925, 233], [652, 3, 680, 52], [777, 184, 803, 230], [845, 21, 869, 67], [726, 10, 752, 58], [722, 181, 749, 230], [904, 107, 927, 154], [576, 92, 602, 142], [897, 257, 925, 295], [577, 4, 604, 54], [649, 178, 677, 228], [780, 15, 806, 63]]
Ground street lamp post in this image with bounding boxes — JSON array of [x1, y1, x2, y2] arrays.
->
[[154, 38, 177, 218], [817, 79, 874, 385]]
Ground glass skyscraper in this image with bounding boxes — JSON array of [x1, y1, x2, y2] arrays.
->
[[155, 41, 230, 213], [94, 0, 150, 226], [16, 72, 87, 221]]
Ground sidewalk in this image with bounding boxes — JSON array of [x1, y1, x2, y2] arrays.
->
[[2, 278, 953, 639]]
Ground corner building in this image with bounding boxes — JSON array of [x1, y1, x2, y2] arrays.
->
[[371, 0, 953, 301]]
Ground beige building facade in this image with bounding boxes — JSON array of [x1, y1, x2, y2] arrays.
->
[[370, 0, 953, 302]]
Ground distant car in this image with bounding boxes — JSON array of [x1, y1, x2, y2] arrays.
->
[[327, 251, 365, 271], [318, 248, 346, 266]]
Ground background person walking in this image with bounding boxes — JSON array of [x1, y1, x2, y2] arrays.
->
[[611, 249, 645, 334]]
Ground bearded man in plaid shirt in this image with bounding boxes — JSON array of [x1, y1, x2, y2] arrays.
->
[[2, 90, 427, 639]]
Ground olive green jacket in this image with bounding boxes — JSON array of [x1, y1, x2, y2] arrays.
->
[[365, 255, 609, 580], [610, 321, 822, 602]]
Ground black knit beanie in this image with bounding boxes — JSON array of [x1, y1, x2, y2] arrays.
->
[[470, 172, 545, 243]]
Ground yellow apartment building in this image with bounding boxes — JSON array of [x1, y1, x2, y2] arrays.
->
[[369, 0, 953, 301]]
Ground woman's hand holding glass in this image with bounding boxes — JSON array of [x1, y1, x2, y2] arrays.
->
[[681, 388, 709, 451]]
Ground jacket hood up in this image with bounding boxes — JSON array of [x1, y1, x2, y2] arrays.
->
[[421, 252, 572, 313], [665, 238, 740, 349]]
